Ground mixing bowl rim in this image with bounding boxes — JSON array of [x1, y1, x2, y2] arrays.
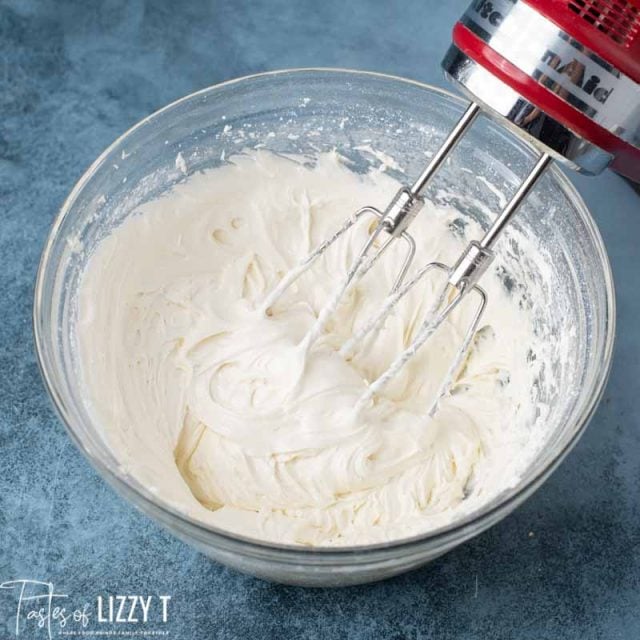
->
[[33, 67, 616, 557]]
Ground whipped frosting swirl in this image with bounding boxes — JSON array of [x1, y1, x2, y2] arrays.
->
[[77, 151, 546, 546]]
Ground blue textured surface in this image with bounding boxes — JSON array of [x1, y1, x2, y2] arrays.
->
[[1, 0, 639, 638]]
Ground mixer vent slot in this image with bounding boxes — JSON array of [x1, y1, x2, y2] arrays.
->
[[568, 0, 639, 47]]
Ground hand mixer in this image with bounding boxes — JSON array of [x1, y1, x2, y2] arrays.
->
[[263, 0, 640, 411]]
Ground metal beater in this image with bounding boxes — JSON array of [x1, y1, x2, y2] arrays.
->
[[263, 0, 640, 410], [262, 105, 552, 411]]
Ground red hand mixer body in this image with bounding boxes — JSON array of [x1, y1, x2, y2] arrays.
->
[[443, 0, 640, 181]]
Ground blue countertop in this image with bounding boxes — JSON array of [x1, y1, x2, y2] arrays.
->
[[1, 0, 639, 638]]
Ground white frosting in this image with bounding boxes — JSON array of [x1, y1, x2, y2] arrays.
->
[[77, 151, 547, 546]]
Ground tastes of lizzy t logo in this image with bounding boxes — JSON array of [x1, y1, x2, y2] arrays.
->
[[0, 579, 171, 638]]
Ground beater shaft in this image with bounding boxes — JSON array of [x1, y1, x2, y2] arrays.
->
[[447, 152, 552, 294], [411, 103, 481, 197], [480, 153, 553, 251], [382, 103, 481, 238]]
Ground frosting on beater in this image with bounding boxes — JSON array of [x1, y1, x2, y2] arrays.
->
[[77, 150, 546, 546]]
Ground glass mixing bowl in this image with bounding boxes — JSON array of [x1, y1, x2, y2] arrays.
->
[[34, 69, 615, 587]]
